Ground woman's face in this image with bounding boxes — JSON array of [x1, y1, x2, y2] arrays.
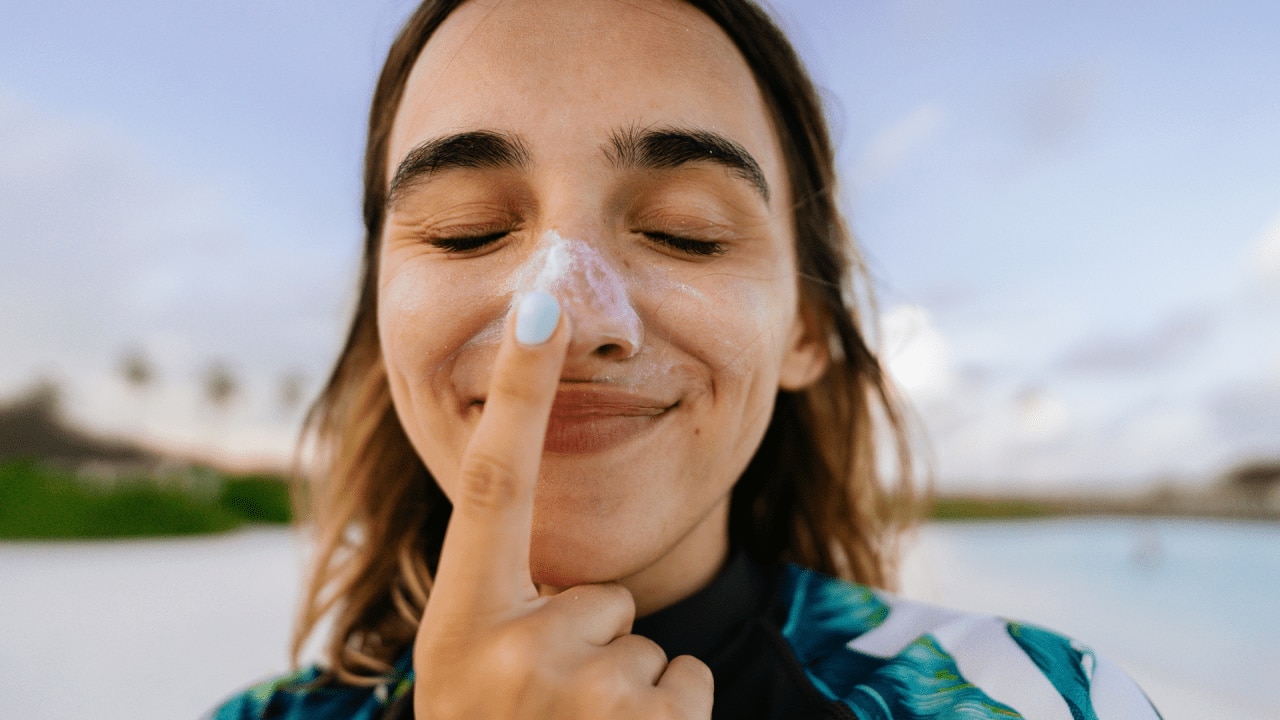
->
[[378, 0, 826, 596]]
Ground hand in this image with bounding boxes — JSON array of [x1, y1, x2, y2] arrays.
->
[[413, 291, 714, 719]]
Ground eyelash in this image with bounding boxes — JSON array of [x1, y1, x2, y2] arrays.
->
[[643, 231, 727, 257], [426, 231, 510, 253], [424, 230, 726, 258]]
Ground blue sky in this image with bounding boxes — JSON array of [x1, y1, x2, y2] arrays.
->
[[1, 0, 1277, 491]]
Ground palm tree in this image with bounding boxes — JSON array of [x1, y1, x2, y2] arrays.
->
[[203, 362, 239, 458], [119, 348, 155, 438], [204, 363, 237, 409], [278, 371, 306, 416]]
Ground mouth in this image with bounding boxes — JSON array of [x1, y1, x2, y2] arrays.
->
[[470, 384, 677, 454]]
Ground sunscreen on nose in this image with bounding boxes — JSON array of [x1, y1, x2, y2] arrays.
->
[[510, 230, 642, 351]]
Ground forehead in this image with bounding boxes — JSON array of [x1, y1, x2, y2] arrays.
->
[[387, 0, 785, 190]]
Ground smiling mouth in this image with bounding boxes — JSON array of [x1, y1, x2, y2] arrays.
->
[[470, 385, 677, 454]]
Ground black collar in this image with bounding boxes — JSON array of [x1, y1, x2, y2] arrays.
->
[[632, 548, 773, 662]]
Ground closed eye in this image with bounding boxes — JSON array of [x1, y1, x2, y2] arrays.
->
[[643, 231, 726, 257], [426, 230, 510, 253]]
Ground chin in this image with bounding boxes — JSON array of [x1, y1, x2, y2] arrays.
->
[[527, 520, 646, 589], [526, 464, 659, 587]]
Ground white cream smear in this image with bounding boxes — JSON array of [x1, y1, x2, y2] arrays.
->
[[457, 228, 755, 391], [506, 231, 765, 389], [508, 229, 644, 352]]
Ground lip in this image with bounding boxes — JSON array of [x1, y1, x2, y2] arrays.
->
[[471, 384, 676, 454]]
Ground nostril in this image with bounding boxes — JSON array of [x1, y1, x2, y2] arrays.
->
[[594, 343, 626, 359]]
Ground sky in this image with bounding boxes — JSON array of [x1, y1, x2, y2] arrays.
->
[[1, 0, 1277, 492]]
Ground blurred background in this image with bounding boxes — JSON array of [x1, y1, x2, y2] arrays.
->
[[1, 1, 1276, 718]]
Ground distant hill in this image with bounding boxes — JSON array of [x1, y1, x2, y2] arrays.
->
[[0, 383, 157, 465], [1223, 459, 1280, 505], [1225, 459, 1280, 489]]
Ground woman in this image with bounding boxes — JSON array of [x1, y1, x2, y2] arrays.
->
[[214, 1, 1160, 718]]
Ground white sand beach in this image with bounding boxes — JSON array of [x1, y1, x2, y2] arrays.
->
[[0, 528, 305, 720]]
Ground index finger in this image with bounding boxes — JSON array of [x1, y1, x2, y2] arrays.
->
[[431, 290, 570, 614]]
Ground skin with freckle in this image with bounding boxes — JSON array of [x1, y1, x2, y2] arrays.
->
[[377, 0, 826, 606]]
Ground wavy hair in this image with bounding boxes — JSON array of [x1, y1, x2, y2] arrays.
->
[[291, 0, 919, 685]]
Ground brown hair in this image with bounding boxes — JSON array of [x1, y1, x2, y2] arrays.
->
[[292, 0, 918, 685]]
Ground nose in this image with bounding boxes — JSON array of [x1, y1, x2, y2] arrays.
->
[[561, 259, 642, 360], [519, 230, 642, 361]]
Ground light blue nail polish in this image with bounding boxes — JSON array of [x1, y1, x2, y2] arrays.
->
[[515, 290, 560, 345]]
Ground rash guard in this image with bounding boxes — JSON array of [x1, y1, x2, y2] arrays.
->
[[209, 550, 1161, 719]]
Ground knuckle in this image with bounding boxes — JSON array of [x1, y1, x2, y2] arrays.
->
[[579, 581, 636, 613], [678, 655, 714, 690], [611, 632, 667, 666], [576, 661, 632, 708], [597, 582, 638, 625], [635, 634, 669, 665], [600, 581, 637, 611], [457, 452, 524, 510]]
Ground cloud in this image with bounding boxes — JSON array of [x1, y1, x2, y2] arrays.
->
[[0, 88, 346, 465], [1251, 211, 1280, 283], [1206, 375, 1280, 446], [1054, 309, 1215, 375], [1012, 387, 1071, 443], [852, 103, 947, 187], [867, 302, 1266, 490], [881, 304, 954, 400]]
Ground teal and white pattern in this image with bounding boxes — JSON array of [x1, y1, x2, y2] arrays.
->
[[780, 565, 1162, 719], [210, 563, 1161, 719]]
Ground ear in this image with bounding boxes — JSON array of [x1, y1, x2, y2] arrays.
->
[[778, 298, 830, 391]]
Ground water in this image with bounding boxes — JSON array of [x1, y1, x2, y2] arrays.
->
[[902, 518, 1280, 719], [1, 519, 1275, 719]]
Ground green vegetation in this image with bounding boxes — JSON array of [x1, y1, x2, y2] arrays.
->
[[927, 496, 1067, 521], [219, 474, 294, 524], [0, 459, 293, 540]]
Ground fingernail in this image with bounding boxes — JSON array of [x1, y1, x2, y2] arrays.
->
[[515, 290, 560, 345]]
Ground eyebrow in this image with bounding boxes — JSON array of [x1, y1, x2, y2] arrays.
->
[[387, 130, 532, 207], [605, 125, 770, 202], [386, 125, 770, 207]]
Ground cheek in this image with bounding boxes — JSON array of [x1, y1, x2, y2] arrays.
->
[[631, 263, 795, 476], [377, 255, 513, 473], [618, 271, 791, 521], [378, 261, 488, 378], [638, 267, 793, 387]]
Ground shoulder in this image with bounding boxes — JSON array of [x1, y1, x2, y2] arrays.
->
[[774, 564, 1162, 720], [206, 658, 414, 720]]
